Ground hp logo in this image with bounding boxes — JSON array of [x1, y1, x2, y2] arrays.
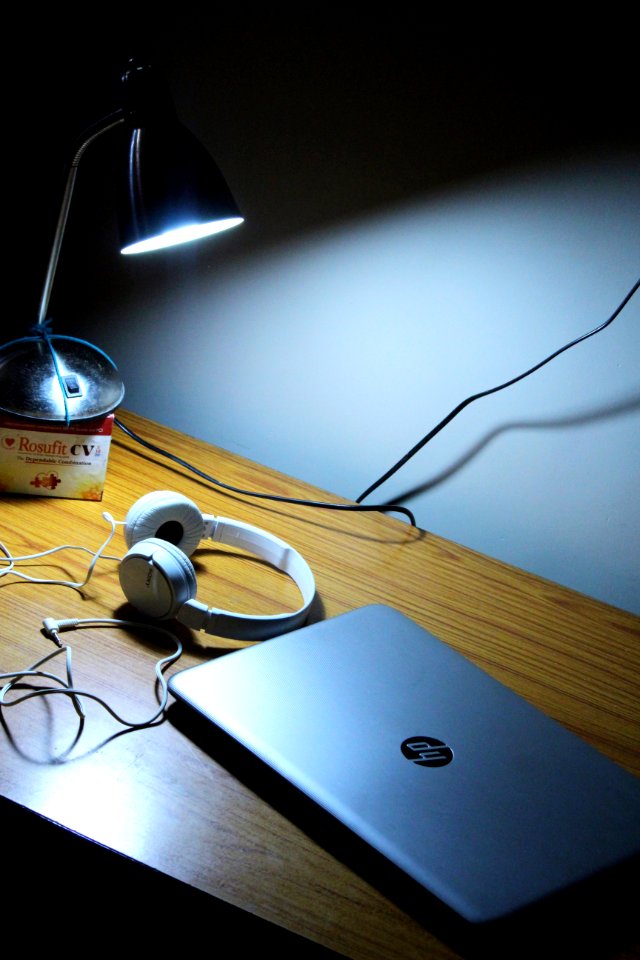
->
[[401, 736, 453, 768]]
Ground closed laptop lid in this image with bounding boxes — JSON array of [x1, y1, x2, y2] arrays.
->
[[168, 604, 640, 925]]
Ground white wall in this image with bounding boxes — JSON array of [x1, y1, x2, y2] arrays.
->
[[15, 26, 639, 614], [100, 155, 640, 613]]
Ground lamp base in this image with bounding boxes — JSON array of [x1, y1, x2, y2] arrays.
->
[[0, 337, 125, 422]]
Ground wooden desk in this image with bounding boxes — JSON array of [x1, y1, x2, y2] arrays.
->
[[0, 411, 638, 957]]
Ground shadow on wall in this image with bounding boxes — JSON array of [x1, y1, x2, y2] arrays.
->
[[394, 391, 640, 500], [5, 24, 640, 612], [99, 153, 640, 613]]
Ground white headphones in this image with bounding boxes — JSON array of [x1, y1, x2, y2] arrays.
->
[[119, 491, 316, 641]]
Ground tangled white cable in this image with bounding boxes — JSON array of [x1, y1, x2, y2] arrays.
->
[[0, 512, 122, 590], [0, 617, 183, 729]]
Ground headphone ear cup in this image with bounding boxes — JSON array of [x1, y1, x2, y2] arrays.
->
[[124, 490, 205, 557], [119, 538, 197, 619]]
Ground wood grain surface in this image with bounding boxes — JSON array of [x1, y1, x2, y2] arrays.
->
[[0, 410, 638, 958]]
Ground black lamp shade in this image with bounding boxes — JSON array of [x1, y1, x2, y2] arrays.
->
[[118, 61, 242, 254], [119, 120, 243, 253]]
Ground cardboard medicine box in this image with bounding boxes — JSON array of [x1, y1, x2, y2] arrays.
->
[[0, 413, 114, 500]]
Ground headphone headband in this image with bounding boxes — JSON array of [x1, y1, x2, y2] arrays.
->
[[120, 492, 316, 641]]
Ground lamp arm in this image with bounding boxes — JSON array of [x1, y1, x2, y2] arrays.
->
[[37, 110, 126, 329]]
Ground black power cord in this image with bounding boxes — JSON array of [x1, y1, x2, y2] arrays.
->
[[357, 276, 640, 504], [115, 275, 638, 526], [114, 418, 417, 526]]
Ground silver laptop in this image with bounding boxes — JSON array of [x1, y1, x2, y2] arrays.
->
[[168, 604, 640, 927]]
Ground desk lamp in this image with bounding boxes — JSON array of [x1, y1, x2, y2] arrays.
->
[[0, 60, 243, 423]]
